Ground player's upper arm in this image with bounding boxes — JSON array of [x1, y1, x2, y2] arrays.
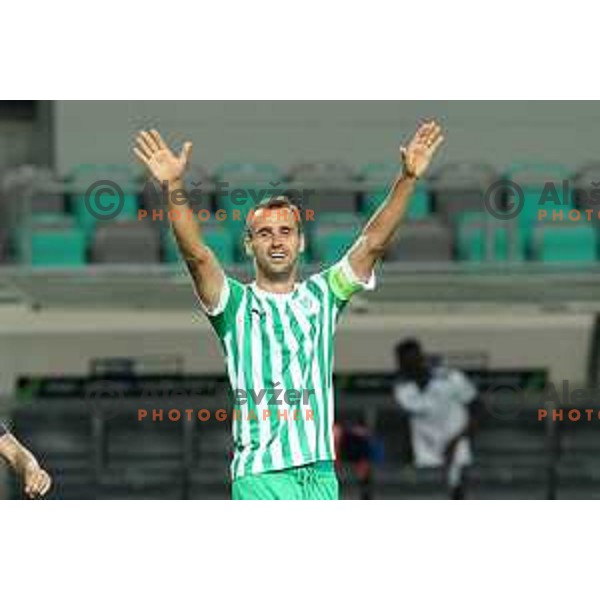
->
[[196, 275, 245, 339], [182, 241, 227, 313], [346, 233, 383, 284]]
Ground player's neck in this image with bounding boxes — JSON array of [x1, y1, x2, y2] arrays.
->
[[254, 270, 297, 294]]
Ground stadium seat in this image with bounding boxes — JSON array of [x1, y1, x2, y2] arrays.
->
[[573, 162, 600, 214], [429, 161, 498, 223], [163, 220, 235, 265], [16, 215, 86, 267], [213, 162, 284, 235], [456, 213, 525, 262], [3, 166, 66, 215], [72, 192, 140, 235], [360, 162, 430, 220], [69, 163, 138, 187], [288, 161, 358, 215], [311, 214, 362, 264], [141, 165, 214, 220], [506, 163, 573, 228], [531, 219, 597, 263], [385, 218, 453, 262], [91, 220, 161, 263], [68, 164, 140, 234]]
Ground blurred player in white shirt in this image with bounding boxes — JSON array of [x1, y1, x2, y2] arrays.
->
[[393, 339, 481, 499]]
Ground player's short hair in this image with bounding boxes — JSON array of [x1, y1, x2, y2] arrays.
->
[[245, 195, 304, 237]]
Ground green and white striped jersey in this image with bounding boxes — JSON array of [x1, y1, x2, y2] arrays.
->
[[200, 256, 375, 480]]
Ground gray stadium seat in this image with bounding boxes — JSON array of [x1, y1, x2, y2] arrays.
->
[[91, 220, 161, 263], [2, 165, 65, 220], [385, 218, 453, 262], [288, 161, 358, 214], [429, 162, 498, 223], [142, 165, 213, 217], [573, 162, 600, 212]]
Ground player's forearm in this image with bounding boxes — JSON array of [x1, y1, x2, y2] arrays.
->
[[166, 178, 212, 265], [0, 435, 38, 476], [361, 172, 417, 257]]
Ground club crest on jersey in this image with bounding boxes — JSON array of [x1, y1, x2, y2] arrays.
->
[[297, 295, 316, 313]]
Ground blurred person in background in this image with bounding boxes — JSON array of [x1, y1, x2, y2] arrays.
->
[[393, 338, 481, 499], [0, 421, 52, 499], [334, 419, 384, 499]]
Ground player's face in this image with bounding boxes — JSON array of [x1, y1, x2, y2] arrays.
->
[[247, 207, 304, 278]]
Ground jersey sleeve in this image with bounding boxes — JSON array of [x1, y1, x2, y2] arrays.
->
[[0, 420, 8, 438], [393, 383, 423, 414], [323, 254, 376, 310], [449, 370, 478, 405], [196, 276, 245, 339]]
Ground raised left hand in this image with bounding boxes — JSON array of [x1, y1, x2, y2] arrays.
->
[[401, 120, 445, 179]]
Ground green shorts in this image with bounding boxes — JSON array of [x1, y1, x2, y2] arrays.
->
[[232, 461, 339, 500]]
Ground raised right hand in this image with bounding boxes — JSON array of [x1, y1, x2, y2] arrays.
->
[[134, 129, 192, 184]]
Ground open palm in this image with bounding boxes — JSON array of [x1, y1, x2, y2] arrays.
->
[[401, 120, 444, 179], [134, 130, 192, 183]]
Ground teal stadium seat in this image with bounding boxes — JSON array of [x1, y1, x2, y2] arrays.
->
[[360, 162, 429, 220], [311, 215, 362, 265], [456, 212, 525, 262], [163, 222, 235, 266], [73, 193, 140, 235], [16, 215, 86, 267], [505, 163, 573, 228], [531, 219, 597, 263], [69, 163, 140, 234]]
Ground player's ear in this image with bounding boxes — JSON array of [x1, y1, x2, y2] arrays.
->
[[299, 232, 306, 254], [244, 235, 254, 258]]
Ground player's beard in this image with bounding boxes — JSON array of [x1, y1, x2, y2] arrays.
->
[[254, 249, 299, 283]]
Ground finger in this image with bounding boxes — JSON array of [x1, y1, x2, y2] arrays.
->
[[399, 146, 408, 163], [135, 135, 154, 159], [140, 130, 160, 153], [136, 134, 154, 158], [429, 134, 445, 154], [180, 141, 193, 166], [425, 127, 443, 149], [148, 129, 166, 150], [133, 147, 151, 167], [416, 120, 434, 142], [39, 473, 52, 497], [30, 472, 44, 495]]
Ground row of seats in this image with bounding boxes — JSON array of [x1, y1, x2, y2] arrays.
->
[[5, 160, 600, 225], [3, 161, 600, 266], [12, 211, 600, 266]]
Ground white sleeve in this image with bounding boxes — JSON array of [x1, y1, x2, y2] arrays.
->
[[339, 254, 376, 291], [195, 278, 230, 317], [394, 383, 418, 412], [327, 254, 376, 303], [450, 370, 478, 405]]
